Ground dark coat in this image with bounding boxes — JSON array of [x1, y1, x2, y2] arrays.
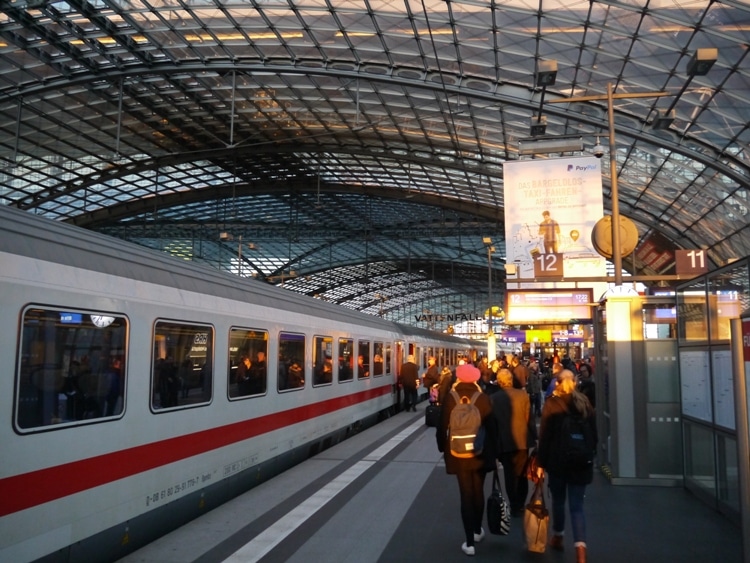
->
[[512, 363, 529, 389], [399, 361, 419, 389], [490, 386, 537, 454], [537, 393, 597, 485], [578, 379, 596, 408], [436, 381, 495, 475], [423, 365, 440, 388], [436, 370, 456, 405]]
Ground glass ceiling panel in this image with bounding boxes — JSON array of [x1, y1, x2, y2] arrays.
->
[[0, 0, 747, 323]]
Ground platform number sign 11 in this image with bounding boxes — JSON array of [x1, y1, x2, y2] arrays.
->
[[675, 249, 708, 275], [533, 252, 564, 278]]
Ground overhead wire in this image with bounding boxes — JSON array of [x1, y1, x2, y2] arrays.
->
[[419, 0, 464, 157]]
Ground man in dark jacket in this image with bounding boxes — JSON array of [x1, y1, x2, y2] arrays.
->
[[399, 354, 420, 412], [491, 367, 537, 516], [510, 355, 529, 390]]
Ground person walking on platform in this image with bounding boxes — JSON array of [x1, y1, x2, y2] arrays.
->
[[545, 361, 564, 399], [510, 355, 529, 390], [536, 369, 597, 563], [436, 365, 455, 406], [491, 367, 537, 516], [436, 364, 495, 556], [577, 362, 596, 408], [527, 359, 543, 417], [399, 354, 420, 412], [422, 355, 440, 401]]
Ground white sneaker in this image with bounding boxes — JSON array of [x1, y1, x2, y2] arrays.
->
[[461, 542, 475, 556], [473, 527, 485, 543]]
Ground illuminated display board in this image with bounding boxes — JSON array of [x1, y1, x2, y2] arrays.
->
[[505, 289, 594, 324]]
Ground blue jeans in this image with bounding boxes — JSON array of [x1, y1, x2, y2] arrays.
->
[[547, 473, 587, 544]]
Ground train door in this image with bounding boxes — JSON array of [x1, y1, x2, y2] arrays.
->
[[395, 340, 404, 411], [410, 344, 422, 368]]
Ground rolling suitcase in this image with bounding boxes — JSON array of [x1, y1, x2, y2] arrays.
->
[[425, 402, 440, 427]]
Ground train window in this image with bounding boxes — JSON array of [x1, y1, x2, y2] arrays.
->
[[152, 321, 213, 411], [357, 340, 370, 378], [338, 338, 353, 382], [384, 342, 392, 375], [313, 336, 334, 386], [279, 332, 305, 391], [16, 307, 128, 431], [228, 328, 268, 398], [373, 341, 384, 376]]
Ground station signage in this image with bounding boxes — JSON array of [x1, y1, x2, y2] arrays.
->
[[675, 249, 708, 276], [499, 329, 582, 344], [505, 289, 594, 324], [414, 312, 484, 323]]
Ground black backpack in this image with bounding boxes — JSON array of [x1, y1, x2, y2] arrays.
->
[[559, 411, 595, 469]]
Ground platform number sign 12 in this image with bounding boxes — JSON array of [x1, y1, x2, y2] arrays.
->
[[675, 249, 708, 276], [533, 252, 564, 278]]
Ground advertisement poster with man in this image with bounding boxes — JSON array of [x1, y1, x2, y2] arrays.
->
[[503, 157, 606, 286]]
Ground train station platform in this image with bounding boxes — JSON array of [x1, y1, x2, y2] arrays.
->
[[118, 409, 744, 563]]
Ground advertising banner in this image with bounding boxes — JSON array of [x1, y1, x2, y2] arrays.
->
[[503, 157, 606, 282]]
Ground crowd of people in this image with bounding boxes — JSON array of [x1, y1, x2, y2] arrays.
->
[[401, 352, 597, 562]]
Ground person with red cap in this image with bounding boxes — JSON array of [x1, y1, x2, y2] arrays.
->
[[436, 363, 495, 556]]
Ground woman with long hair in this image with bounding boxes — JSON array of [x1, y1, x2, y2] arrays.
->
[[536, 369, 597, 563]]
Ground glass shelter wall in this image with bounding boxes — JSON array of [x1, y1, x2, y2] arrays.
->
[[594, 295, 681, 484], [677, 257, 750, 517]]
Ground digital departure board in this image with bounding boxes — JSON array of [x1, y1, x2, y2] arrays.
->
[[505, 289, 594, 323]]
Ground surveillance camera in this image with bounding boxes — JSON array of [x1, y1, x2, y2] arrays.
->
[[219, 232, 229, 241], [593, 143, 605, 158]]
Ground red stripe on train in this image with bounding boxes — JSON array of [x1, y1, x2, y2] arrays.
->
[[0, 386, 391, 517]]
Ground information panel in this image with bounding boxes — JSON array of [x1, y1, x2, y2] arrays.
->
[[680, 349, 712, 422], [505, 289, 593, 324], [712, 349, 735, 429]]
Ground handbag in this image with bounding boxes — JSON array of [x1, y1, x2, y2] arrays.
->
[[523, 477, 549, 553], [526, 448, 541, 483], [486, 468, 510, 535]]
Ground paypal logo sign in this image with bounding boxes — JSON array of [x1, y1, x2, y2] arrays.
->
[[567, 164, 597, 172]]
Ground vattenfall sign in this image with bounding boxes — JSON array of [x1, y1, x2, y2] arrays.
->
[[415, 313, 484, 323]]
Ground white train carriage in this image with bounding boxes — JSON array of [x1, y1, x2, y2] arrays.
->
[[0, 205, 473, 563]]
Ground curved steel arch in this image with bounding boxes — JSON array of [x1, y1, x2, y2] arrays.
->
[[10, 63, 746, 213]]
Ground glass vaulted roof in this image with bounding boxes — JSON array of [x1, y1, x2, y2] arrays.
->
[[0, 0, 748, 327]]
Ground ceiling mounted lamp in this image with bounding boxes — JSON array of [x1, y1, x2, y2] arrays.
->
[[518, 135, 583, 156], [652, 109, 675, 130], [532, 60, 556, 139], [686, 48, 718, 76], [536, 59, 558, 87], [530, 115, 547, 136]]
